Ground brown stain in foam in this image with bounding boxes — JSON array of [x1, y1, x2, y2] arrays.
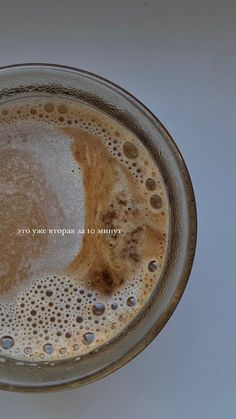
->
[[63, 127, 166, 295]]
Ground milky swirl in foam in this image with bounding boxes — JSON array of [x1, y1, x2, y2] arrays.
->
[[0, 96, 169, 362]]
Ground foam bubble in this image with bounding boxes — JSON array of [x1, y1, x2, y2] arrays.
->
[[150, 194, 163, 209], [145, 178, 156, 191], [148, 260, 158, 272]]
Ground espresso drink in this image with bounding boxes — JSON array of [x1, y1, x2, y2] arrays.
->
[[0, 96, 169, 361]]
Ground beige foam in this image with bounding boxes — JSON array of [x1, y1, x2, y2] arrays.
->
[[0, 96, 169, 362]]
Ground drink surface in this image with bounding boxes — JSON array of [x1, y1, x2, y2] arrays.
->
[[0, 96, 169, 361]]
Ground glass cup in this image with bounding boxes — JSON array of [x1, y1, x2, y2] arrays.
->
[[0, 63, 197, 392]]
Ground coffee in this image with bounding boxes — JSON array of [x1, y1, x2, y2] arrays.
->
[[0, 96, 169, 361]]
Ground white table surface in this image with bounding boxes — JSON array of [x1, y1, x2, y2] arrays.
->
[[0, 1, 235, 418]]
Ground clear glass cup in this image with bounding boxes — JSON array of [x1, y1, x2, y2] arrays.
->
[[0, 63, 197, 392]]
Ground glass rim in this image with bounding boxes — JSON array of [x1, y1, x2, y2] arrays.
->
[[0, 63, 197, 392]]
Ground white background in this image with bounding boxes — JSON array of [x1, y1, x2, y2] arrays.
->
[[0, 1, 235, 418]]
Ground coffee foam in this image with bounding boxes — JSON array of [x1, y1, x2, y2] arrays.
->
[[0, 96, 169, 362]]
